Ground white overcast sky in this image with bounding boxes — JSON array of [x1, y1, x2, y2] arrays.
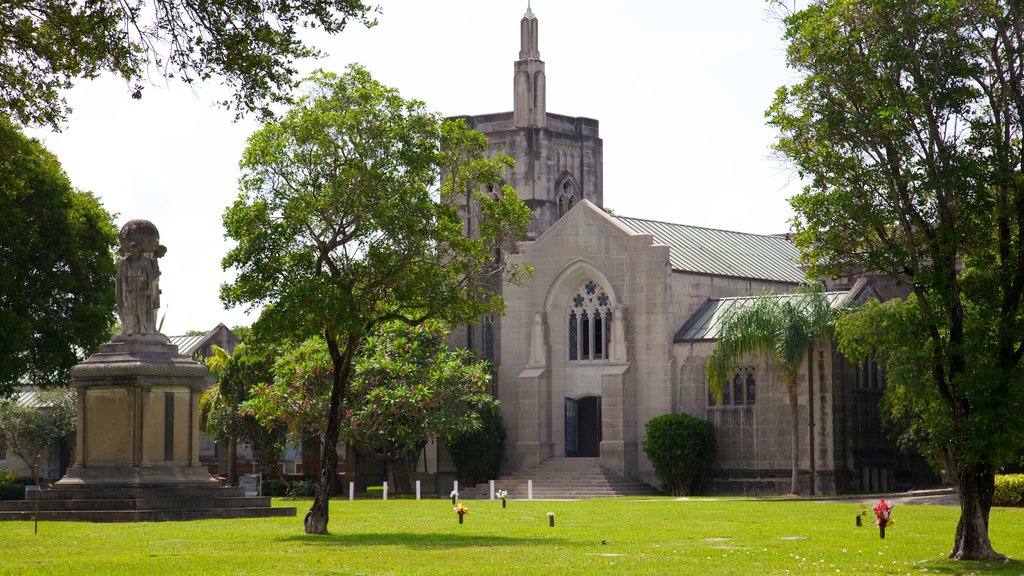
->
[[27, 1, 805, 336]]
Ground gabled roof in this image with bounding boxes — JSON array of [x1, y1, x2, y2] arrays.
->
[[167, 334, 207, 357], [614, 216, 807, 283], [674, 290, 850, 342]]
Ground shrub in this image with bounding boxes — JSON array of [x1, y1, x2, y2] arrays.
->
[[0, 468, 22, 501], [261, 478, 287, 496], [642, 413, 715, 496], [994, 474, 1024, 506], [287, 479, 316, 497], [446, 407, 505, 485]]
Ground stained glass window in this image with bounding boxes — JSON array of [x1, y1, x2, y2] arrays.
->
[[567, 279, 613, 362]]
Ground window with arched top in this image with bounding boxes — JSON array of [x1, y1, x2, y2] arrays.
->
[[558, 179, 579, 217], [707, 367, 756, 407], [567, 280, 612, 362]]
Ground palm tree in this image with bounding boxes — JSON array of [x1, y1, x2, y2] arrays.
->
[[706, 283, 840, 495], [201, 343, 245, 486]]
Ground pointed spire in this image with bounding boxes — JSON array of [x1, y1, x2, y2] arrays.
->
[[525, 1, 534, 19]]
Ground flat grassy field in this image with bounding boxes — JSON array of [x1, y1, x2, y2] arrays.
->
[[0, 497, 1021, 575]]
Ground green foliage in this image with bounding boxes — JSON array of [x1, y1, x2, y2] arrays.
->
[[0, 0, 377, 128], [0, 387, 76, 486], [446, 406, 506, 485], [220, 64, 530, 531], [0, 119, 117, 395], [202, 342, 288, 484], [287, 479, 317, 497], [706, 284, 837, 400], [705, 284, 839, 494], [993, 474, 1024, 506], [260, 478, 287, 497], [642, 413, 715, 496], [767, 0, 1024, 556], [0, 467, 21, 500], [249, 322, 498, 492]]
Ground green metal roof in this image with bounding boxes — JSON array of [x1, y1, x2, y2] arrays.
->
[[167, 334, 206, 357], [675, 291, 850, 342], [614, 216, 807, 283]]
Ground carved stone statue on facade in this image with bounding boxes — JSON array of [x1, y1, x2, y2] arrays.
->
[[116, 220, 166, 336]]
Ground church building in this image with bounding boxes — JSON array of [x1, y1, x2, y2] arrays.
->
[[455, 7, 927, 495]]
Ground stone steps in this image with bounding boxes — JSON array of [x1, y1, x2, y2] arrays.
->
[[459, 457, 661, 500], [0, 484, 295, 522]]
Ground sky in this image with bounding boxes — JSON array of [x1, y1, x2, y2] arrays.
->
[[26, 1, 805, 336]]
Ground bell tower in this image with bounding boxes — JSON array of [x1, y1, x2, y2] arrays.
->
[[454, 3, 603, 239], [514, 4, 546, 128]]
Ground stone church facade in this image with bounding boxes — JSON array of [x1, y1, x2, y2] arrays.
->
[[454, 8, 930, 495]]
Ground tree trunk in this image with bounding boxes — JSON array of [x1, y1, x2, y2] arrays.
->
[[949, 464, 1003, 560], [304, 330, 358, 535], [788, 380, 800, 495], [227, 437, 238, 486], [391, 454, 415, 495]]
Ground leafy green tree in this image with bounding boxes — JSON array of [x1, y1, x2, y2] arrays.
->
[[1, 0, 376, 128], [202, 342, 287, 486], [706, 284, 838, 495], [767, 0, 1024, 560], [220, 65, 532, 534], [254, 322, 497, 494], [347, 322, 496, 494], [0, 118, 117, 396], [0, 387, 76, 487]]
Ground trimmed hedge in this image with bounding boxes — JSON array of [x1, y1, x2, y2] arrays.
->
[[642, 413, 715, 496], [994, 474, 1024, 506]]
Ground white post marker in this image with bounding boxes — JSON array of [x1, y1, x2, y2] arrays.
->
[[349, 481, 355, 501], [383, 481, 388, 501], [453, 480, 458, 495], [489, 480, 495, 500], [528, 479, 533, 500], [416, 480, 421, 501]]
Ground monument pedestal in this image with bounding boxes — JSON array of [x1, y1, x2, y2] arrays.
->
[[57, 335, 215, 487]]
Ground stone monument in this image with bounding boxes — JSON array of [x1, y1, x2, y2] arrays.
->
[[58, 219, 213, 485], [0, 220, 294, 520]]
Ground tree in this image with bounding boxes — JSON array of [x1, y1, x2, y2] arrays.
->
[[201, 344, 244, 486], [1, 0, 376, 129], [705, 284, 838, 495], [767, 0, 1024, 560], [0, 387, 76, 487], [220, 64, 532, 534], [0, 118, 117, 396], [202, 342, 287, 486], [256, 322, 497, 494]]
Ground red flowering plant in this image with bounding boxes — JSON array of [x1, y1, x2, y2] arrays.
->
[[242, 322, 498, 495]]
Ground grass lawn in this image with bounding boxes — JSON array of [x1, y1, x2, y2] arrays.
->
[[0, 497, 1021, 575]]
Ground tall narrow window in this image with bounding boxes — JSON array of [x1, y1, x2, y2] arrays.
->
[[483, 316, 495, 362], [567, 279, 613, 362]]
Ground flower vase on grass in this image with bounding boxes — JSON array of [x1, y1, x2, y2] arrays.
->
[[873, 499, 894, 539], [496, 489, 508, 508], [450, 490, 458, 505], [454, 503, 468, 524]]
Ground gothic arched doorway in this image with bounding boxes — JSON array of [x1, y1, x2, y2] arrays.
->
[[565, 395, 601, 457]]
